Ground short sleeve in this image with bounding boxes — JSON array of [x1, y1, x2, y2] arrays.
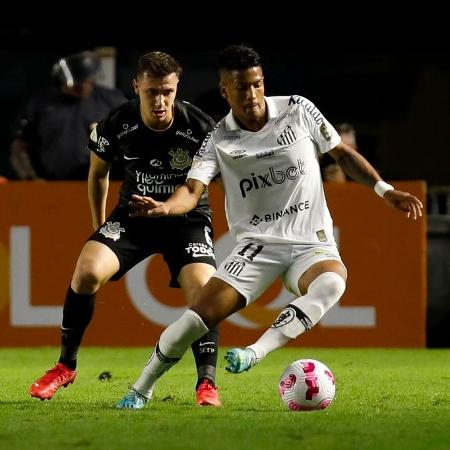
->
[[297, 97, 341, 154], [187, 130, 220, 186], [88, 116, 116, 162]]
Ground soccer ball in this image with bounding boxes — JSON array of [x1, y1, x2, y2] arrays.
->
[[278, 359, 336, 411]]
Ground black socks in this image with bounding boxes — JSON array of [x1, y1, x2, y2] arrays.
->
[[191, 326, 219, 388], [59, 287, 95, 370]]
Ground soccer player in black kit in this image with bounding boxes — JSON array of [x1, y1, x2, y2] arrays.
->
[[29, 52, 221, 407]]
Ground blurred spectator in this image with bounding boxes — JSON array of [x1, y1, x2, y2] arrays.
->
[[321, 123, 357, 183], [10, 50, 127, 180]]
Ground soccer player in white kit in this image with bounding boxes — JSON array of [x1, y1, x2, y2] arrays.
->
[[117, 45, 423, 407]]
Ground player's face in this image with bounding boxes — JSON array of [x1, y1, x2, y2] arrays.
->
[[134, 72, 179, 130], [220, 66, 265, 131]]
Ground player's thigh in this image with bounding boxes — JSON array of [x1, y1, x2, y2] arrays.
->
[[191, 276, 246, 327], [89, 207, 157, 281], [214, 240, 289, 305], [72, 240, 120, 288], [164, 217, 216, 289], [283, 246, 346, 296], [178, 262, 217, 306]]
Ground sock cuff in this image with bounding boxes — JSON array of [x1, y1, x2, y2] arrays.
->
[[307, 271, 346, 294], [185, 309, 209, 334], [246, 344, 266, 361]]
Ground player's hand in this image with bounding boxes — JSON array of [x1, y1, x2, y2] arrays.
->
[[383, 190, 424, 220], [128, 194, 169, 217]]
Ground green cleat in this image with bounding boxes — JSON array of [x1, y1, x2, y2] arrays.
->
[[224, 348, 257, 373]]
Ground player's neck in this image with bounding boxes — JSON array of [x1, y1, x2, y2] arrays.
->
[[144, 116, 174, 132], [233, 106, 267, 132], [141, 106, 174, 132]]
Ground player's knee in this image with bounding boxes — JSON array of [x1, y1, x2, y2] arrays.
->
[[72, 261, 104, 293], [191, 303, 219, 329], [308, 272, 346, 310]]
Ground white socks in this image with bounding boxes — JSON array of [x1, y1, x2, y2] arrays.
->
[[248, 272, 346, 361], [133, 309, 209, 397]]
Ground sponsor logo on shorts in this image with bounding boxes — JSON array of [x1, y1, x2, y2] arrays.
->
[[99, 221, 125, 241], [185, 242, 215, 259]]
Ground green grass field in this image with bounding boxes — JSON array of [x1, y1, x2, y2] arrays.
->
[[1, 347, 449, 450]]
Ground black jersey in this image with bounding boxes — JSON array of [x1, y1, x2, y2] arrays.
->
[[89, 99, 215, 218], [16, 85, 126, 180]]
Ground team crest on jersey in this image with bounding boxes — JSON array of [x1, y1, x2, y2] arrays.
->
[[169, 148, 192, 170], [276, 125, 297, 146], [99, 221, 125, 241], [320, 123, 332, 141]]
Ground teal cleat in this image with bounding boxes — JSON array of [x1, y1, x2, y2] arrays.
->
[[116, 387, 151, 409], [224, 348, 257, 373]]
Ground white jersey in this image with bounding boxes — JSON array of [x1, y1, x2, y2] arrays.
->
[[187, 95, 341, 245]]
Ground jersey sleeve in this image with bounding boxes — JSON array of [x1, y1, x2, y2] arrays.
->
[[297, 96, 341, 154], [88, 115, 117, 162], [187, 130, 220, 186]]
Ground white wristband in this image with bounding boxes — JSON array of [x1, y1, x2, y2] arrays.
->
[[374, 180, 394, 198]]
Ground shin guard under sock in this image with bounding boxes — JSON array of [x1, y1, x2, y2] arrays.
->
[[59, 287, 95, 369]]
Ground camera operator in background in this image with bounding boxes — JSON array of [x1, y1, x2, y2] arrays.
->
[[10, 50, 126, 180]]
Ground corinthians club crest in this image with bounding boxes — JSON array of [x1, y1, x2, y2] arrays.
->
[[169, 148, 192, 170], [99, 221, 125, 241]]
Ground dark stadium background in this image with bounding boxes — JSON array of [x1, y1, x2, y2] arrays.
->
[[1, 22, 448, 185]]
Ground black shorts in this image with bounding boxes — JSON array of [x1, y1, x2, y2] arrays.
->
[[88, 207, 216, 287]]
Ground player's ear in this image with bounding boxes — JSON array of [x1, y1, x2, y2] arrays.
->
[[132, 78, 139, 95], [219, 82, 227, 100]]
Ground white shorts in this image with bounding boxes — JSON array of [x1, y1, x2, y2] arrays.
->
[[213, 239, 344, 305]]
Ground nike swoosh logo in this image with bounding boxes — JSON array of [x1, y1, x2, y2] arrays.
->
[[199, 342, 215, 346], [124, 155, 141, 160]]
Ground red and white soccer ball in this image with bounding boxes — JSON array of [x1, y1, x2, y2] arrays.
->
[[278, 359, 336, 411]]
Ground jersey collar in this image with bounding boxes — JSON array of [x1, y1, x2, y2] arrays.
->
[[225, 97, 278, 131]]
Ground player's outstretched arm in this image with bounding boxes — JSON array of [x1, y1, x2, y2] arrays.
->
[[129, 178, 206, 218], [328, 142, 423, 220]]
